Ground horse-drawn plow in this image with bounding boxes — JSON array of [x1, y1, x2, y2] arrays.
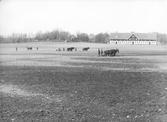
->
[[98, 49, 119, 57]]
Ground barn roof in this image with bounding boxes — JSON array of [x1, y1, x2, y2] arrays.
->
[[110, 32, 157, 40]]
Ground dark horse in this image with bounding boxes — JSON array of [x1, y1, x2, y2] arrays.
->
[[26, 46, 32, 50], [82, 47, 90, 51], [67, 47, 75, 51], [104, 49, 119, 56]]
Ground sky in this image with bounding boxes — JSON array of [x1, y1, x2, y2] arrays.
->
[[0, 0, 167, 36]]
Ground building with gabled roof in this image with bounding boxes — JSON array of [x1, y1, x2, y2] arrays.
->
[[108, 32, 157, 45]]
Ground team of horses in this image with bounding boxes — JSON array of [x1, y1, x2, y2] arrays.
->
[[98, 49, 119, 56], [104, 49, 119, 56], [26, 46, 32, 50], [67, 47, 75, 51], [82, 47, 90, 51], [26, 46, 38, 50]]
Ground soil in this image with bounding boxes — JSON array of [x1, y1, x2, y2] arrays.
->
[[0, 42, 167, 122]]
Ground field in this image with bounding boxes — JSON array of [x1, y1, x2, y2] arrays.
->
[[0, 42, 167, 122]]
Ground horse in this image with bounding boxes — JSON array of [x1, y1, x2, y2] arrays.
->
[[109, 49, 119, 56], [26, 46, 32, 50], [104, 50, 111, 56], [104, 49, 119, 56], [67, 47, 75, 51], [82, 47, 90, 51]]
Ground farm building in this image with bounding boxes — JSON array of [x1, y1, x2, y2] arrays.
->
[[108, 32, 157, 45]]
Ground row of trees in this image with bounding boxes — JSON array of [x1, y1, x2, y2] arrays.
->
[[35, 30, 70, 41], [0, 33, 33, 43], [0, 30, 166, 44], [0, 29, 110, 43], [157, 33, 167, 45]]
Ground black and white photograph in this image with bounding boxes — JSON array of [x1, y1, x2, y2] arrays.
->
[[0, 0, 167, 121]]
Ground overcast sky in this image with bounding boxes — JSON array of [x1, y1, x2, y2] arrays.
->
[[0, 0, 166, 36]]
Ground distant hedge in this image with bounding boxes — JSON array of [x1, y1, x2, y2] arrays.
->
[[0, 31, 167, 45]]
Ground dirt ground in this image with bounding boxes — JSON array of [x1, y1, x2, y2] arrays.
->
[[0, 42, 167, 122]]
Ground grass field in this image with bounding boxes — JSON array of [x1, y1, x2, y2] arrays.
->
[[0, 42, 167, 122]]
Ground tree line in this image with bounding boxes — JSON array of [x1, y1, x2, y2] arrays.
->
[[0, 30, 166, 44], [157, 33, 167, 45], [0, 29, 110, 44]]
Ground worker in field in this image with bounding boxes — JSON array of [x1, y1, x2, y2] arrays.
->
[[98, 49, 100, 56], [16, 47, 17, 51], [101, 49, 103, 56]]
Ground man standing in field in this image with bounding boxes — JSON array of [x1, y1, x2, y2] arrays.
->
[[98, 49, 100, 56], [101, 49, 103, 56]]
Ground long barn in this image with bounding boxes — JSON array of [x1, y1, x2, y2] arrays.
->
[[108, 32, 157, 45]]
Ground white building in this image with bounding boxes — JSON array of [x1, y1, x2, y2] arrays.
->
[[108, 32, 157, 45]]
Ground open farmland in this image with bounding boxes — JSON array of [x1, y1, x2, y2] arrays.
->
[[0, 42, 167, 122]]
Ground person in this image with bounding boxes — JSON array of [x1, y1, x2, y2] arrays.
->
[[101, 49, 103, 56], [98, 49, 100, 56], [16, 47, 17, 51], [37, 47, 38, 50]]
